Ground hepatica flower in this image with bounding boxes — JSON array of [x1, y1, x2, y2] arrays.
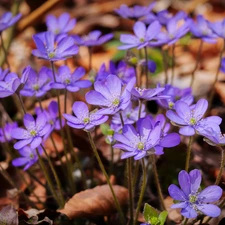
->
[[11, 113, 51, 149], [46, 12, 76, 35], [119, 21, 161, 50], [12, 146, 43, 171], [86, 75, 136, 115], [50, 65, 91, 92], [113, 116, 162, 160], [189, 15, 217, 43], [168, 169, 222, 218], [115, 3, 155, 20], [73, 30, 113, 47], [0, 122, 18, 143], [0, 68, 9, 81], [0, 12, 21, 32], [63, 101, 108, 131], [32, 31, 78, 61], [20, 66, 52, 97], [209, 19, 225, 38], [221, 58, 225, 73], [0, 72, 21, 98], [166, 99, 222, 136]]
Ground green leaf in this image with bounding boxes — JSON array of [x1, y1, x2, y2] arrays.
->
[[158, 211, 168, 225], [143, 203, 159, 223], [100, 123, 110, 136]]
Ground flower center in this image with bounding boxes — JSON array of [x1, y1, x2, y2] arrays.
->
[[29, 153, 34, 159], [189, 118, 196, 125], [64, 79, 71, 84], [168, 102, 174, 109], [33, 84, 40, 91], [189, 194, 198, 203], [49, 119, 54, 125], [30, 130, 37, 137], [139, 37, 145, 42], [112, 98, 120, 106], [48, 52, 56, 59], [137, 142, 144, 150], [83, 117, 90, 123], [55, 29, 60, 34]]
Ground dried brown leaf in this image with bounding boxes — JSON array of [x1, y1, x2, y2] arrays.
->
[[58, 185, 128, 219]]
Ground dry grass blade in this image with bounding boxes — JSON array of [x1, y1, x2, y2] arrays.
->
[[58, 185, 128, 219]]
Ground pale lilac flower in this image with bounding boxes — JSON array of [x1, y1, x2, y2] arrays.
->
[[63, 101, 108, 131], [0, 68, 9, 81], [169, 169, 222, 218], [32, 31, 78, 61], [86, 75, 136, 115], [166, 99, 222, 136], [0, 122, 18, 143], [12, 146, 43, 170], [11, 113, 51, 149], [46, 13, 76, 35], [0, 12, 21, 32], [50, 65, 91, 91]]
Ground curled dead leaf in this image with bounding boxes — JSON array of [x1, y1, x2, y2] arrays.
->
[[58, 185, 128, 219]]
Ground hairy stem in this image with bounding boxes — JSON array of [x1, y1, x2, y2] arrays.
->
[[185, 136, 193, 172], [144, 46, 149, 88], [215, 146, 225, 185]]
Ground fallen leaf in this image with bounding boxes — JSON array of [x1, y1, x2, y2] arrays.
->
[[0, 205, 18, 225], [58, 184, 128, 219]]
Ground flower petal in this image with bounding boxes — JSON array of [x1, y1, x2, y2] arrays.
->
[[168, 184, 187, 201], [178, 170, 191, 196], [196, 204, 221, 217], [179, 126, 195, 136], [198, 185, 222, 203], [181, 205, 197, 218], [189, 169, 202, 193]]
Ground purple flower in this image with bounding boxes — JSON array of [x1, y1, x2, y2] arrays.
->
[[188, 15, 217, 43], [168, 169, 222, 218], [114, 3, 156, 20], [20, 66, 52, 97], [209, 19, 225, 39], [35, 101, 64, 140], [63, 101, 108, 131], [32, 31, 78, 61], [139, 59, 157, 73], [0, 12, 21, 32], [156, 16, 190, 46], [109, 60, 136, 84], [12, 146, 43, 170], [113, 116, 162, 160], [86, 75, 136, 115], [11, 113, 51, 149], [50, 65, 91, 91], [0, 72, 21, 98], [221, 58, 225, 73], [0, 68, 9, 81], [131, 86, 169, 101], [46, 13, 76, 35], [119, 21, 161, 50], [95, 63, 110, 82], [157, 84, 193, 109], [73, 30, 113, 47], [166, 99, 222, 136], [0, 122, 18, 143], [112, 103, 146, 125]]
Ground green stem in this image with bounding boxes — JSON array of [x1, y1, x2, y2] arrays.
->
[[185, 136, 193, 172], [171, 44, 175, 85], [151, 155, 166, 210], [16, 93, 26, 115], [144, 46, 149, 88], [133, 159, 147, 225], [88, 46, 92, 71], [119, 112, 124, 126], [87, 131, 125, 224], [161, 48, 169, 85], [40, 144, 64, 207], [133, 160, 140, 189], [128, 157, 134, 224], [183, 218, 188, 225], [138, 100, 142, 119], [190, 40, 203, 88], [208, 39, 225, 109], [37, 97, 43, 111], [215, 146, 225, 185], [36, 148, 61, 207], [109, 145, 114, 175]]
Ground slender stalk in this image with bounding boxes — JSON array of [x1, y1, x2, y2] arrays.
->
[[161, 48, 169, 85], [40, 144, 64, 207], [128, 158, 134, 224], [151, 155, 166, 210], [87, 131, 125, 224], [138, 100, 142, 119], [133, 160, 140, 189], [133, 159, 147, 225], [36, 148, 61, 207], [185, 136, 193, 172], [208, 39, 225, 109], [109, 145, 114, 175], [27, 170, 46, 188], [64, 89, 68, 115], [190, 40, 203, 88], [0, 33, 10, 69], [37, 97, 43, 111], [16, 93, 26, 115], [183, 218, 188, 225], [144, 46, 149, 88], [134, 65, 139, 87], [215, 146, 225, 185], [88, 46, 92, 71], [171, 44, 175, 85], [119, 112, 124, 126]]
